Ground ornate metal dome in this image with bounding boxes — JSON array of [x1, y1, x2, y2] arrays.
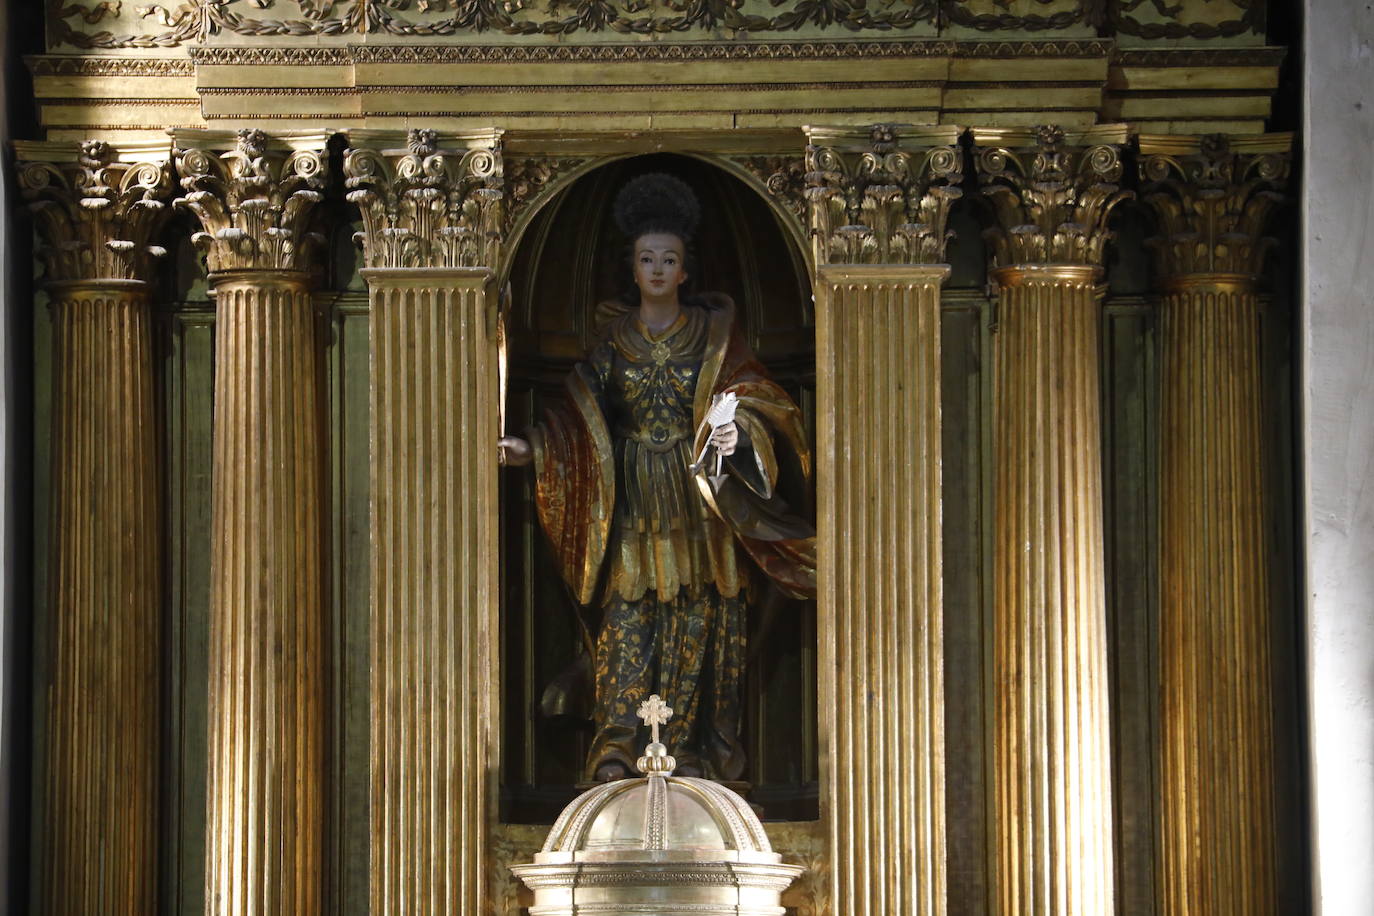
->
[[510, 695, 805, 916]]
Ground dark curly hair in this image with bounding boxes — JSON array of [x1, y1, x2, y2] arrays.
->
[[613, 172, 712, 308], [613, 172, 701, 242]]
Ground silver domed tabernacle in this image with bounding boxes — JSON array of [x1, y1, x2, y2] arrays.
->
[[510, 695, 804, 915]]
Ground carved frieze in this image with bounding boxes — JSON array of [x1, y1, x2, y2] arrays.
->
[[1138, 133, 1291, 279], [973, 124, 1132, 268], [173, 128, 330, 274], [43, 0, 1269, 49], [1109, 0, 1262, 40], [805, 124, 963, 266], [344, 128, 504, 270], [47, 0, 942, 48], [16, 140, 175, 284], [941, 0, 1090, 32]]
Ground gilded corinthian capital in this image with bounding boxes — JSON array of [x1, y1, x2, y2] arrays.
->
[[344, 128, 505, 270], [974, 124, 1133, 269], [173, 128, 331, 274], [15, 139, 174, 284], [805, 123, 964, 266], [1138, 133, 1293, 280]]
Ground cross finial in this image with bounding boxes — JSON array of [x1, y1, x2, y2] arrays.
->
[[637, 695, 673, 745], [635, 695, 677, 777]]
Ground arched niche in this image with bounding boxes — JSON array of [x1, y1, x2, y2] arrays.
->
[[499, 152, 820, 823]]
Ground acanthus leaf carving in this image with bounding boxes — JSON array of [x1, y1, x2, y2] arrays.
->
[[173, 128, 330, 273], [974, 124, 1133, 268], [18, 139, 175, 284], [345, 129, 505, 270], [806, 123, 964, 266], [1139, 133, 1291, 279]]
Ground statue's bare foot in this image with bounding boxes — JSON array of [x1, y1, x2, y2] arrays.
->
[[594, 761, 629, 782]]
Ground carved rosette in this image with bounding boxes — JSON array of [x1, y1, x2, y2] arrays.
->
[[736, 155, 808, 225], [504, 155, 587, 236], [345, 128, 504, 270], [805, 124, 963, 265], [174, 128, 328, 274], [17, 140, 173, 284], [1139, 134, 1291, 280], [975, 124, 1133, 270]]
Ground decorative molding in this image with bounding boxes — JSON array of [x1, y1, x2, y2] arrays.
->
[[1112, 46, 1287, 68], [1138, 133, 1290, 278], [17, 140, 175, 283], [173, 128, 329, 273], [189, 44, 353, 65], [973, 124, 1132, 268], [805, 124, 963, 265], [952, 38, 1110, 57], [184, 38, 1113, 65], [344, 128, 504, 269], [347, 39, 958, 63], [28, 55, 196, 77]]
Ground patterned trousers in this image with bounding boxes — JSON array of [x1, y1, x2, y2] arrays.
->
[[586, 586, 746, 781]]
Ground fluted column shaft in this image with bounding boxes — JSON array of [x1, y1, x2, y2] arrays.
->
[[1138, 135, 1289, 916], [991, 265, 1115, 916], [1158, 275, 1275, 915], [816, 265, 948, 916], [17, 139, 172, 916], [42, 280, 160, 915], [366, 269, 499, 915], [343, 129, 504, 915], [204, 271, 325, 916]]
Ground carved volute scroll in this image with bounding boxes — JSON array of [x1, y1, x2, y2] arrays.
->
[[16, 139, 174, 284], [1138, 133, 1292, 280], [805, 124, 963, 266], [344, 128, 505, 270], [973, 124, 1133, 269], [173, 127, 330, 274]]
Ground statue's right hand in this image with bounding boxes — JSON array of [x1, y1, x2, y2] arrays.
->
[[498, 436, 532, 467]]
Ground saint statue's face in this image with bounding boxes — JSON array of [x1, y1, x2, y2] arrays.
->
[[633, 233, 688, 302]]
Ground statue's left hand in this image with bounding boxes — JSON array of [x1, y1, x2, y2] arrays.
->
[[498, 436, 532, 467], [710, 421, 738, 457]]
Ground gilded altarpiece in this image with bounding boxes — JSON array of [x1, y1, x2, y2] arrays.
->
[[11, 1, 1309, 915]]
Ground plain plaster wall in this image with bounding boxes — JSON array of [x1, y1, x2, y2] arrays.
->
[[1303, 2, 1374, 913]]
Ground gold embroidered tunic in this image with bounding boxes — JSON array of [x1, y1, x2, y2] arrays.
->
[[528, 296, 816, 780]]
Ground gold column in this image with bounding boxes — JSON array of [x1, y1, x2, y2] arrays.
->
[[16, 140, 172, 916], [1139, 133, 1292, 916], [806, 125, 962, 916], [345, 128, 504, 915], [174, 128, 332, 916], [973, 125, 1132, 916]]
